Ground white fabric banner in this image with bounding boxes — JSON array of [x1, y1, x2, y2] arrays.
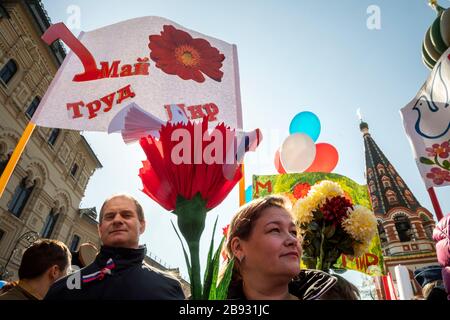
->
[[400, 48, 450, 188], [32, 16, 242, 134]]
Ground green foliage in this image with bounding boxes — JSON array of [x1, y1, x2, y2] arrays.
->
[[201, 216, 233, 300]]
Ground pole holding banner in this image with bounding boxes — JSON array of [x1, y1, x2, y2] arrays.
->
[[0, 122, 36, 199], [239, 164, 245, 206], [427, 187, 444, 221]]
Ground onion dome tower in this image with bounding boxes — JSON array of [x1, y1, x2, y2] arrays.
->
[[422, 0, 450, 69]]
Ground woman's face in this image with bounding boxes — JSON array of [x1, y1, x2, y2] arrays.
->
[[238, 206, 301, 280]]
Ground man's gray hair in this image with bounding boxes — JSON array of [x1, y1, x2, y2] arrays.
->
[[99, 193, 145, 222]]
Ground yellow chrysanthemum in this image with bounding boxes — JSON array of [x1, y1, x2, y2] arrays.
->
[[313, 180, 344, 197], [293, 197, 314, 225], [308, 180, 344, 207], [342, 205, 377, 244]]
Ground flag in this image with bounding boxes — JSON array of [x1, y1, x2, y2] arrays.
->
[[400, 48, 450, 188], [32, 16, 242, 133], [251, 172, 385, 276]]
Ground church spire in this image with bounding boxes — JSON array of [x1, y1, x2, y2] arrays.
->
[[361, 121, 422, 215]]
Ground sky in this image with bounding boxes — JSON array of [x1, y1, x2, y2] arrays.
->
[[41, 0, 450, 292]]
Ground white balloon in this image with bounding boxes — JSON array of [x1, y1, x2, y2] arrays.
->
[[280, 133, 316, 173]]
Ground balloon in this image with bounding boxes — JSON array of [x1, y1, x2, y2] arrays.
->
[[305, 143, 339, 173], [280, 133, 316, 173], [245, 185, 253, 203], [274, 148, 286, 174], [289, 111, 321, 142]]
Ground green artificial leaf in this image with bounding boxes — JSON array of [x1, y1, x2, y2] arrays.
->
[[206, 236, 226, 300], [170, 220, 192, 281], [202, 215, 219, 299], [419, 157, 435, 165], [214, 257, 234, 300]]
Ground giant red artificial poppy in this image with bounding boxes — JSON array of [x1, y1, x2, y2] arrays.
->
[[139, 119, 243, 211], [148, 25, 225, 83]]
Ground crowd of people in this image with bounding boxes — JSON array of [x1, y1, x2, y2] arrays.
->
[[0, 193, 448, 300]]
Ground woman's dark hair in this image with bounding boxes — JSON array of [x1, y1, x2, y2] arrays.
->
[[18, 239, 71, 280]]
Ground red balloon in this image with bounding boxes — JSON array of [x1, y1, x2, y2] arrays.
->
[[305, 143, 339, 173], [274, 149, 286, 174]]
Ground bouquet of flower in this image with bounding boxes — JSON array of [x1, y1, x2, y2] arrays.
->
[[293, 180, 377, 272]]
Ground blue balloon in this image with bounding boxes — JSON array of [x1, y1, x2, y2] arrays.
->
[[245, 185, 253, 203], [289, 111, 321, 142]]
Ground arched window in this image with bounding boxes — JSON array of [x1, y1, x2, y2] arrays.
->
[[377, 221, 388, 246], [377, 164, 385, 175], [404, 190, 415, 204], [388, 164, 396, 176], [369, 180, 376, 193], [394, 215, 413, 242], [396, 176, 405, 188], [0, 59, 17, 85], [70, 234, 81, 252], [25, 96, 40, 118], [381, 176, 391, 188], [371, 195, 379, 209], [48, 128, 60, 146], [367, 168, 373, 179], [420, 214, 434, 241], [0, 152, 12, 175], [41, 209, 59, 238], [70, 163, 79, 178], [8, 177, 34, 218], [386, 190, 398, 204]]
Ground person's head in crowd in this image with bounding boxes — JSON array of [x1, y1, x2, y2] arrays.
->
[[0, 239, 71, 300], [422, 280, 448, 300], [433, 213, 450, 300], [414, 265, 447, 300], [318, 274, 360, 300], [98, 194, 146, 249], [225, 195, 302, 300]]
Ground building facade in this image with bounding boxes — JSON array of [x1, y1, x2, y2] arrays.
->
[[0, 0, 103, 279], [0, 2, 190, 298], [360, 121, 438, 299]]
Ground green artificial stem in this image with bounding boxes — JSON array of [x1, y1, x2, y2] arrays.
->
[[174, 193, 208, 300], [317, 223, 326, 271], [186, 240, 201, 300]]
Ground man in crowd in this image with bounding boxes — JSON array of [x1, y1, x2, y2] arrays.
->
[[45, 193, 185, 300], [0, 239, 71, 300]]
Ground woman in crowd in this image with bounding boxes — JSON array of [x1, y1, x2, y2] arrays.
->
[[224, 195, 336, 300]]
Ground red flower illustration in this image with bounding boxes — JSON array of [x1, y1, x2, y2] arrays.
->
[[293, 183, 311, 199], [426, 167, 450, 185], [426, 141, 450, 158], [319, 196, 353, 226], [149, 25, 225, 83]]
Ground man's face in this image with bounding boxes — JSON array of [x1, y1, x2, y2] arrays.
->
[[98, 196, 145, 249]]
